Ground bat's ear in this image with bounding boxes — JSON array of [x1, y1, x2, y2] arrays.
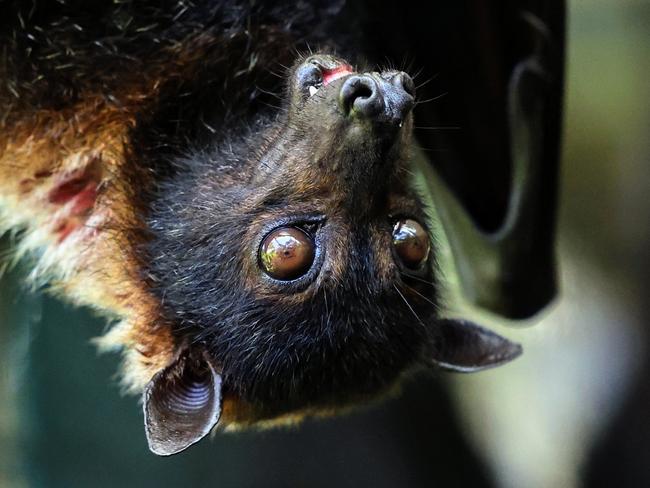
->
[[143, 347, 222, 456], [430, 319, 523, 373]]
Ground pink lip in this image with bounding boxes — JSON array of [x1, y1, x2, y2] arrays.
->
[[322, 65, 354, 86]]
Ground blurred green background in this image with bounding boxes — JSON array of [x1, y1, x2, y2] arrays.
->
[[2, 1, 649, 487]]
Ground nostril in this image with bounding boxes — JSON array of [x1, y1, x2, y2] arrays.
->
[[340, 75, 380, 116], [354, 82, 373, 100], [394, 73, 415, 98]]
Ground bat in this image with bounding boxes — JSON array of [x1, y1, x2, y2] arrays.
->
[[0, 1, 562, 456]]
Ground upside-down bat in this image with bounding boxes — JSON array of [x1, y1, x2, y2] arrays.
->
[[0, 1, 536, 456]]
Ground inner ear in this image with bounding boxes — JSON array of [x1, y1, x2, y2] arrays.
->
[[143, 347, 222, 456], [430, 319, 522, 373]]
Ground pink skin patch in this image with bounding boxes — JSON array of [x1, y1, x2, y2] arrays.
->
[[47, 159, 102, 243], [54, 220, 79, 243], [322, 65, 354, 86], [48, 174, 94, 205], [51, 185, 99, 242], [48, 157, 102, 206], [69, 183, 98, 216]]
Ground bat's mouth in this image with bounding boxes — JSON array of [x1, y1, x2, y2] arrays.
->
[[306, 64, 354, 97], [322, 65, 354, 85]]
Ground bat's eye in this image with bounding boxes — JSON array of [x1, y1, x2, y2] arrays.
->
[[392, 219, 430, 270], [259, 227, 316, 280]]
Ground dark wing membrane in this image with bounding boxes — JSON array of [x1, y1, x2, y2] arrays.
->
[[350, 1, 565, 319]]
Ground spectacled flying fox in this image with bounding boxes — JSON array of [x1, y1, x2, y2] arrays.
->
[[0, 0, 521, 455]]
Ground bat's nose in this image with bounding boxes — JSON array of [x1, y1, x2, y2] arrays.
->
[[339, 72, 415, 126]]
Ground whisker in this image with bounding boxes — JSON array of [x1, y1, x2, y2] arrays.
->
[[408, 66, 424, 81], [323, 288, 332, 331], [417, 147, 452, 154], [393, 284, 426, 329], [415, 76, 435, 91], [258, 100, 283, 111], [254, 85, 282, 100], [415, 126, 460, 131], [402, 60, 412, 74], [267, 68, 285, 79], [402, 282, 438, 308], [416, 70, 439, 82], [414, 92, 448, 105], [401, 272, 436, 287]]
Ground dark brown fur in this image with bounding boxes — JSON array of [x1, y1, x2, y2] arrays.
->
[[1, 2, 521, 454]]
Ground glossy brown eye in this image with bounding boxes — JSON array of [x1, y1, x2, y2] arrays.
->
[[259, 227, 315, 280], [392, 219, 430, 270]]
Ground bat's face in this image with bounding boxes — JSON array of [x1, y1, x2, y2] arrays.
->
[[147, 55, 431, 410], [141, 55, 521, 456]]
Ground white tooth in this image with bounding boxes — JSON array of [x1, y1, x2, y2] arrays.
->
[[308, 86, 318, 97]]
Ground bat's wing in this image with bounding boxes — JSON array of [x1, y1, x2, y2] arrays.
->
[[354, 1, 565, 319]]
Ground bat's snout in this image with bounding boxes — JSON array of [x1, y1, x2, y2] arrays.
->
[[291, 55, 415, 130], [339, 72, 415, 127]]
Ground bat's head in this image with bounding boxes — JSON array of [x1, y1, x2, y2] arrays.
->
[[142, 55, 521, 455]]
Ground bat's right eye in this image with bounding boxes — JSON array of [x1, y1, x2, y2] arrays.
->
[[259, 227, 316, 280], [392, 218, 430, 270]]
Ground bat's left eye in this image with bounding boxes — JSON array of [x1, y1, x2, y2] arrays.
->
[[392, 218, 430, 270], [259, 227, 315, 280]]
